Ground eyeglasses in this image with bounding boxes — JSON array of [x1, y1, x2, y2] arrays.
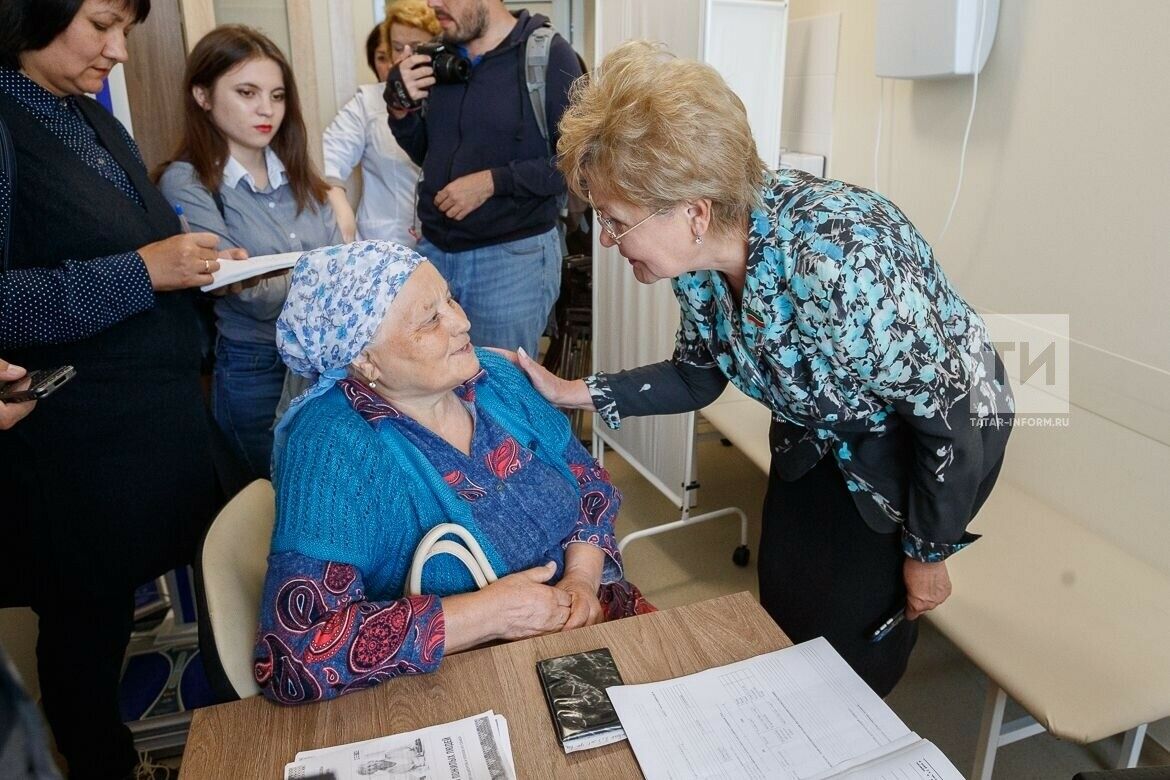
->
[[587, 192, 668, 245]]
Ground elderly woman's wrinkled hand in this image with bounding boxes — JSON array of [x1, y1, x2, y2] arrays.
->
[[556, 574, 604, 630], [484, 561, 573, 640]]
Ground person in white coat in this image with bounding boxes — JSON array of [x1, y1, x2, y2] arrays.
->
[[324, 1, 440, 245]]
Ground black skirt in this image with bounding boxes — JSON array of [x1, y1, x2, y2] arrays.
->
[[758, 454, 919, 697]]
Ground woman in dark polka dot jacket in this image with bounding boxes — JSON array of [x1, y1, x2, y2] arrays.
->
[[0, 2, 249, 778]]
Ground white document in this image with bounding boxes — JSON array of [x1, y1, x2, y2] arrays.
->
[[284, 710, 516, 780], [832, 740, 965, 779], [200, 250, 302, 292], [606, 637, 963, 780]]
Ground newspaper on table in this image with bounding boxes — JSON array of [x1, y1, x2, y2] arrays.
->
[[284, 710, 516, 780]]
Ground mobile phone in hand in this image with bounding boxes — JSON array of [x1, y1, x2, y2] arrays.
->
[[0, 365, 76, 403]]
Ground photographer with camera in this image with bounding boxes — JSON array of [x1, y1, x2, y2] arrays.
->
[[384, 0, 582, 357]]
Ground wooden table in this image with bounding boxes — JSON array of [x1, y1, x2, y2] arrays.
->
[[179, 591, 791, 778]]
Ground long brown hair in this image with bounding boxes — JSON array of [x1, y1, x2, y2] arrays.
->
[[156, 25, 328, 213]]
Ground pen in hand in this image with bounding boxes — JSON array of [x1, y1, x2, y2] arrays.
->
[[174, 203, 191, 233], [869, 607, 906, 643]]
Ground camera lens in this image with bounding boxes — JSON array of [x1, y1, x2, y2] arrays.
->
[[433, 52, 471, 84]]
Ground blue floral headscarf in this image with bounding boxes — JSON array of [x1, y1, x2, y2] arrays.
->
[[273, 240, 425, 461]]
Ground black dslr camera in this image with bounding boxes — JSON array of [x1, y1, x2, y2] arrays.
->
[[415, 42, 472, 84], [384, 41, 472, 111]]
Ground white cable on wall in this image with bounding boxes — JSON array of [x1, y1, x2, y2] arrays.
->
[[937, 0, 990, 242]]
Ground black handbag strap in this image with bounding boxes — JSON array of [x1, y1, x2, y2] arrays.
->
[[0, 115, 13, 272]]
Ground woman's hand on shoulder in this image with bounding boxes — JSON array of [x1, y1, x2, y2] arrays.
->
[[481, 561, 573, 640], [485, 347, 596, 411]]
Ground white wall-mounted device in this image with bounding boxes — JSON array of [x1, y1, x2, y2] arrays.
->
[[875, 0, 999, 79]]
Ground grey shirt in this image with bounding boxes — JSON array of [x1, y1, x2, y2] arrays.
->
[[158, 151, 341, 345]]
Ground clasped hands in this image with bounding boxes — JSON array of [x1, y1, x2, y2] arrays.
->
[[483, 559, 603, 643]]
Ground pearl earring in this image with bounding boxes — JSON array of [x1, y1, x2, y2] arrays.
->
[[694, 234, 704, 245], [368, 380, 377, 389]]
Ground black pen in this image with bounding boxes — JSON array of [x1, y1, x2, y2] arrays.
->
[[869, 607, 906, 643]]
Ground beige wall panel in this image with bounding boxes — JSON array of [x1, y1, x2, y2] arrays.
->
[[180, 0, 218, 49], [124, 0, 189, 172]]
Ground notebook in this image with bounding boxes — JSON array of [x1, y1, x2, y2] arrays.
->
[[201, 251, 302, 292], [536, 647, 627, 753]]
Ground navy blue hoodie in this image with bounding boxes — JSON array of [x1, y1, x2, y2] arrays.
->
[[388, 11, 582, 252]]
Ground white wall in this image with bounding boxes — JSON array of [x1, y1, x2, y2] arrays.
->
[[781, 12, 839, 162], [212, 0, 292, 54], [786, 0, 1170, 572]]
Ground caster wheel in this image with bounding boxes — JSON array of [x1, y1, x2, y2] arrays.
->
[[732, 545, 750, 567]]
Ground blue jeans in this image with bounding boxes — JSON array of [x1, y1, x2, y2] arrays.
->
[[418, 228, 562, 356], [212, 336, 285, 480]]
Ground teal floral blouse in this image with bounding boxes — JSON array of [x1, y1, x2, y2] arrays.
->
[[587, 169, 1013, 562]]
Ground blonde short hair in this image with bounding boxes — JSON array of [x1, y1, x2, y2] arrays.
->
[[383, 0, 441, 42], [557, 40, 766, 235]]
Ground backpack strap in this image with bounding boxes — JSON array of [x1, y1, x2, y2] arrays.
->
[[525, 25, 556, 154], [524, 24, 571, 224], [0, 116, 14, 272]]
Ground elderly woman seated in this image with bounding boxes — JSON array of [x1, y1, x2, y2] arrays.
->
[[255, 241, 652, 704]]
